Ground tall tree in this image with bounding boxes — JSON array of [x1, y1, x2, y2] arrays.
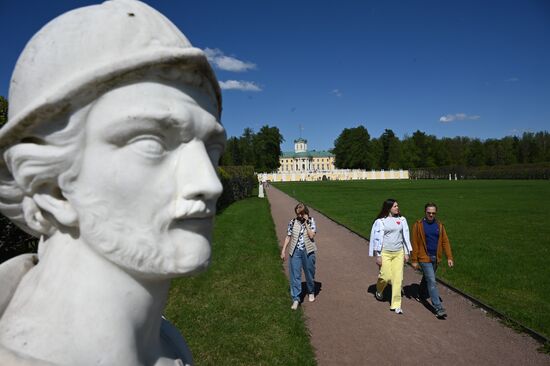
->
[[332, 125, 373, 169], [467, 139, 485, 166], [534, 131, 550, 162], [239, 128, 256, 166], [369, 138, 383, 169], [448, 136, 470, 166], [432, 138, 451, 167], [253, 125, 284, 172], [400, 135, 419, 168], [410, 130, 436, 168], [497, 136, 518, 165], [379, 129, 401, 169], [220, 136, 241, 166], [219, 125, 284, 171]]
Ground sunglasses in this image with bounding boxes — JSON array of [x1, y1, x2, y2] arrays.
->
[[426, 212, 437, 215]]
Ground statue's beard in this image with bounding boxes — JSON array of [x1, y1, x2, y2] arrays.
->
[[69, 192, 212, 278]]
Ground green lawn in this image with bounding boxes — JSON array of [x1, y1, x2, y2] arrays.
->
[[275, 179, 550, 339], [164, 197, 316, 365]]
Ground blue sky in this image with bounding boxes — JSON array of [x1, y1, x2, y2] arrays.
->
[[1, 0, 549, 152]]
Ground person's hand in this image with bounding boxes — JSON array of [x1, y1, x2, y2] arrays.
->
[[280, 251, 286, 261], [448, 259, 454, 268], [376, 256, 382, 267], [411, 262, 419, 270], [404, 254, 409, 263], [303, 213, 309, 221]]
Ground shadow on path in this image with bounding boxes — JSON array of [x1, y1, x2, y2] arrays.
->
[[299, 281, 323, 303]]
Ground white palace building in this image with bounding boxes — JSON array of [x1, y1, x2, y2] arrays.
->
[[259, 138, 409, 183]]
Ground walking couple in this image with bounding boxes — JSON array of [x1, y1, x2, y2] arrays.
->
[[369, 199, 454, 318]]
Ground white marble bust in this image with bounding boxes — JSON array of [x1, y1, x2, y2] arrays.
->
[[0, 1, 225, 365]]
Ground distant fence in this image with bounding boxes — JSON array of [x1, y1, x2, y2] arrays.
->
[[409, 163, 550, 180], [258, 169, 409, 182]]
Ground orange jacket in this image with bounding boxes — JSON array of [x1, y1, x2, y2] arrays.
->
[[411, 219, 453, 264]]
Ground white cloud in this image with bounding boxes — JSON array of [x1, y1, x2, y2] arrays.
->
[[219, 80, 262, 91], [505, 77, 519, 82], [204, 48, 256, 72], [439, 113, 480, 123], [331, 89, 343, 97]]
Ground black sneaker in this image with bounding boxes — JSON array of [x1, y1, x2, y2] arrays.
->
[[375, 291, 384, 301], [435, 308, 447, 318]]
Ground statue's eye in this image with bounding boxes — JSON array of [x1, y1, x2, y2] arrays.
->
[[129, 136, 167, 157]]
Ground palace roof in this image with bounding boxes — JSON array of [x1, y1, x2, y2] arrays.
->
[[281, 150, 334, 158]]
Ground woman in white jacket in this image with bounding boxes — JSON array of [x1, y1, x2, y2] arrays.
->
[[369, 198, 412, 314]]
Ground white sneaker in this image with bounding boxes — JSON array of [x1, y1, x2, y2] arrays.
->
[[308, 294, 315, 302], [394, 307, 403, 314], [291, 301, 299, 310]]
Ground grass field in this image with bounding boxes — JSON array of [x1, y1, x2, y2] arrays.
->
[[275, 179, 550, 339], [164, 197, 316, 365]]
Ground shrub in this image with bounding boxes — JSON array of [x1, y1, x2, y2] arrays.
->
[[217, 166, 256, 211]]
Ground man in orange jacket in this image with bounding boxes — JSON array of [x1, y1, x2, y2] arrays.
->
[[411, 203, 454, 318]]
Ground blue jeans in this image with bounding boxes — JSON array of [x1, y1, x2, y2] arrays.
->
[[289, 248, 316, 301], [419, 256, 443, 310]]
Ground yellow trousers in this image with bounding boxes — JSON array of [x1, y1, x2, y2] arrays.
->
[[376, 250, 404, 309]]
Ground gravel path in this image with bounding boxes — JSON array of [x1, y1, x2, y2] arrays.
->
[[267, 186, 549, 366]]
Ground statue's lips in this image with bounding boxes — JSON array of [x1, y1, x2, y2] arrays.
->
[[169, 216, 214, 233]]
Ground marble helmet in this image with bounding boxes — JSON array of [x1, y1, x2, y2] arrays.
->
[[0, 0, 221, 148]]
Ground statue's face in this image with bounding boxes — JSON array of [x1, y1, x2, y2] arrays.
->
[[67, 80, 225, 277]]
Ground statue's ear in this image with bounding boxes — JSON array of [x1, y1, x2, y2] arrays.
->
[[32, 193, 79, 229], [21, 196, 56, 236]]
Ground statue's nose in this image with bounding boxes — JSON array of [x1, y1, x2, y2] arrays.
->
[[175, 139, 222, 201]]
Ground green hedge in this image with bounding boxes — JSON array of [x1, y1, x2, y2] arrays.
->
[[217, 165, 256, 211], [410, 162, 550, 180]]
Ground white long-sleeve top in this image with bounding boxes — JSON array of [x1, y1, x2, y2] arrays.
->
[[368, 216, 412, 256]]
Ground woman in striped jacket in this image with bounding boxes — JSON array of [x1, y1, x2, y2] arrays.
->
[[280, 203, 317, 310]]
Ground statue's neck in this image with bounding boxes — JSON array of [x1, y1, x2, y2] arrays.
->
[[0, 232, 172, 365]]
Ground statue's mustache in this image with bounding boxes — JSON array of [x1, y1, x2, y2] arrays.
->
[[174, 199, 215, 219]]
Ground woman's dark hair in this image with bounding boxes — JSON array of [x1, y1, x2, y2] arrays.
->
[[295, 202, 309, 216], [375, 198, 398, 220]]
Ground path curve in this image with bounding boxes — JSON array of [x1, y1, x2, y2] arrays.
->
[[267, 186, 549, 366]]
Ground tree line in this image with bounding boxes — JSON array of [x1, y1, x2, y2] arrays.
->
[[3, 96, 548, 172], [333, 126, 550, 170], [220, 125, 284, 172]]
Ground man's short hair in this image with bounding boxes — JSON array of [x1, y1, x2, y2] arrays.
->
[[424, 202, 438, 211]]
